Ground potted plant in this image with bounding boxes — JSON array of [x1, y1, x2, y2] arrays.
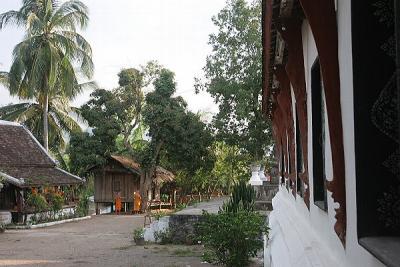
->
[[133, 228, 145, 245]]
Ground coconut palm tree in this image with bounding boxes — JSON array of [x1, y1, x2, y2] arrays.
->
[[0, 96, 82, 150], [0, 0, 94, 151]]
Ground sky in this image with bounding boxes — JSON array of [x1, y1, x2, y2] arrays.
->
[[0, 0, 227, 114]]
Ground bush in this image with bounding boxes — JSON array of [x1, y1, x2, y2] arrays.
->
[[154, 228, 172, 244], [133, 228, 145, 239], [76, 193, 89, 217], [221, 180, 255, 213], [46, 192, 64, 218], [26, 193, 48, 213], [196, 210, 268, 267]]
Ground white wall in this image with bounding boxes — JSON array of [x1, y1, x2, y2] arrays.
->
[[269, 0, 386, 266]]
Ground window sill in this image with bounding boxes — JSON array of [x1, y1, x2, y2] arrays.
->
[[359, 236, 400, 267]]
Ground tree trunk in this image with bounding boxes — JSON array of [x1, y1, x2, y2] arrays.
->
[[43, 94, 49, 151], [139, 140, 164, 212], [140, 167, 155, 212]]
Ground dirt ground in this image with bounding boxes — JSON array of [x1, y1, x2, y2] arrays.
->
[[0, 215, 212, 267]]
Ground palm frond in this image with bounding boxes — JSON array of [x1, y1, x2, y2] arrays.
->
[[51, 0, 89, 31], [0, 10, 25, 29], [0, 71, 9, 87]]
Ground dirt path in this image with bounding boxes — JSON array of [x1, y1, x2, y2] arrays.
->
[[0, 215, 210, 267]]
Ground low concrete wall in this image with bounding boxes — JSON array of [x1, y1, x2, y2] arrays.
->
[[26, 206, 77, 223], [168, 214, 203, 244], [0, 211, 12, 225], [7, 216, 91, 229], [144, 216, 170, 242]]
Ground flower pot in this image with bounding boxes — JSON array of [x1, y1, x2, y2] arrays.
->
[[134, 237, 145, 245]]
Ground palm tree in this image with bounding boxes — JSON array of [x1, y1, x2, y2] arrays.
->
[[0, 96, 82, 150], [0, 0, 94, 151]]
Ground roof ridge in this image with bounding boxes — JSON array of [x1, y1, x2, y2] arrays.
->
[[0, 164, 56, 168], [0, 120, 23, 126]]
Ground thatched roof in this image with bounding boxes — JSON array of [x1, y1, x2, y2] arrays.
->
[[110, 155, 141, 174], [110, 155, 175, 185], [0, 120, 83, 188], [154, 166, 175, 185]]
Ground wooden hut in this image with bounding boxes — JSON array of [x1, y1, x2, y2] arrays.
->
[[152, 166, 175, 201], [91, 155, 141, 213], [91, 155, 176, 213]]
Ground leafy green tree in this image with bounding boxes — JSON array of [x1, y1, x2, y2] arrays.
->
[[68, 89, 121, 175], [196, 0, 271, 161], [176, 142, 251, 196], [139, 69, 214, 209], [211, 142, 251, 192], [0, 0, 94, 151], [115, 62, 162, 152], [68, 62, 161, 175]]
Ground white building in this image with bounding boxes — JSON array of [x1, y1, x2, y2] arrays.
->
[[262, 0, 400, 266]]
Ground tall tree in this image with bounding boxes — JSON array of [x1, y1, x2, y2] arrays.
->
[[68, 62, 161, 176], [196, 0, 271, 161], [0, 0, 94, 150], [116, 61, 162, 152], [68, 89, 121, 175], [139, 69, 214, 209]]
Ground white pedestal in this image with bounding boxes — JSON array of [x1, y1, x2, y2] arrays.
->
[[249, 164, 263, 186], [259, 166, 267, 182]]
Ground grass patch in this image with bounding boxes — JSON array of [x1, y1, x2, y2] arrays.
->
[[171, 248, 199, 257]]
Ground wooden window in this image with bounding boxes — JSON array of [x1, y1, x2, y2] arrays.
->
[[352, 1, 400, 265], [113, 179, 121, 192], [311, 58, 327, 211]]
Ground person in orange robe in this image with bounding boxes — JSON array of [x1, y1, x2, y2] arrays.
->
[[115, 192, 122, 215], [133, 191, 141, 214]]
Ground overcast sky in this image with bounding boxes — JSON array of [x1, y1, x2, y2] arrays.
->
[[0, 0, 226, 114]]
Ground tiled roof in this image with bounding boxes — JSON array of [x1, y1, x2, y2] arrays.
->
[[0, 166, 82, 187], [0, 120, 82, 187], [0, 122, 54, 167]]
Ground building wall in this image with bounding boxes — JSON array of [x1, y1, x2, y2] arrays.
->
[[268, 0, 385, 266], [94, 169, 139, 203]]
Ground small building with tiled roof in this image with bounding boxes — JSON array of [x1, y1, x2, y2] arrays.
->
[[0, 120, 83, 221]]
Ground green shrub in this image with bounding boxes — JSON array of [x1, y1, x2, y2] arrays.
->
[[26, 193, 48, 213], [133, 228, 145, 239], [154, 228, 172, 244], [47, 192, 64, 217], [76, 193, 89, 217], [221, 180, 255, 213], [196, 210, 268, 267]]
